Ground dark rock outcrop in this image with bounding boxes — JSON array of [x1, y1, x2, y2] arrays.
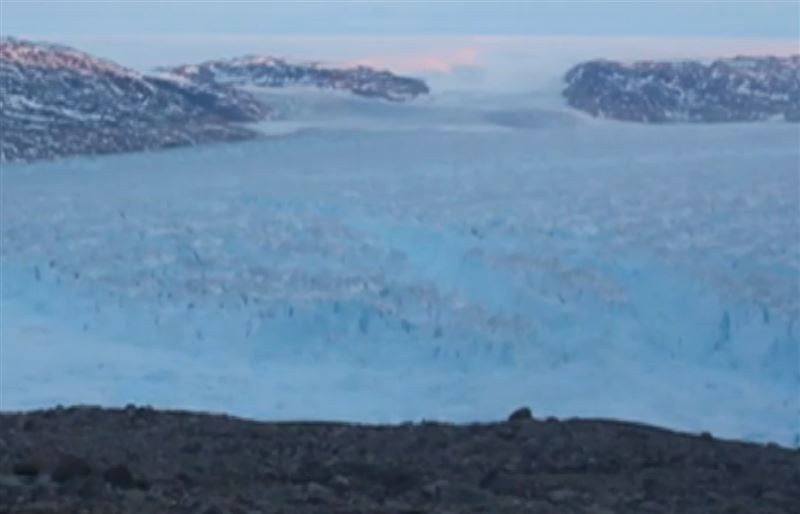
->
[[508, 406, 533, 421], [563, 55, 800, 123], [162, 55, 430, 102], [0, 37, 271, 163]]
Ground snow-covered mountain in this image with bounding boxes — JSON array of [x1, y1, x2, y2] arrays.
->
[[563, 55, 800, 122], [0, 38, 270, 163], [161, 55, 430, 102]]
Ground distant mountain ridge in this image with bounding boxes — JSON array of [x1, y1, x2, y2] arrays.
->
[[0, 37, 270, 163], [0, 39, 431, 162], [161, 55, 430, 102], [563, 55, 800, 123], [4, 37, 796, 163]]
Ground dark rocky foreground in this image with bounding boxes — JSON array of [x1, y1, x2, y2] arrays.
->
[[1, 406, 798, 513]]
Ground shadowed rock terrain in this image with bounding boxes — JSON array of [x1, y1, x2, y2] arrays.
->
[[1, 406, 798, 513], [564, 55, 800, 123], [161, 55, 430, 102], [0, 37, 270, 163]]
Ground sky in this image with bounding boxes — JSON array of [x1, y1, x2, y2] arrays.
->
[[1, 1, 798, 91], [2, 1, 799, 38]]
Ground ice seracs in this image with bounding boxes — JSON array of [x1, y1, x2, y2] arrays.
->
[[2, 125, 798, 446]]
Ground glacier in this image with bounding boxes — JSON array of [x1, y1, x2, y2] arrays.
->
[[1, 101, 798, 446]]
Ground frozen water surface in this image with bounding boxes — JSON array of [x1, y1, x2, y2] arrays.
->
[[1, 111, 799, 446]]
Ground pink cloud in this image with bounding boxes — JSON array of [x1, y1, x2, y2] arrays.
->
[[345, 46, 481, 73]]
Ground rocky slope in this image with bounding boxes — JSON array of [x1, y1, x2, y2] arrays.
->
[[563, 55, 800, 123], [1, 406, 798, 513], [0, 38, 270, 163], [162, 55, 430, 102]]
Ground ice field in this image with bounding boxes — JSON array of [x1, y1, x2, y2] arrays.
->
[[1, 98, 799, 446]]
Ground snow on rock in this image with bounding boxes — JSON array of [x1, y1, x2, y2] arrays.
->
[[162, 55, 430, 102], [0, 37, 272, 163], [563, 55, 800, 122]]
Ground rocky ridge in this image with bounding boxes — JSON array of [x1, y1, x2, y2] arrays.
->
[[161, 55, 430, 102], [563, 55, 800, 122], [1, 406, 798, 513], [0, 37, 270, 163]]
